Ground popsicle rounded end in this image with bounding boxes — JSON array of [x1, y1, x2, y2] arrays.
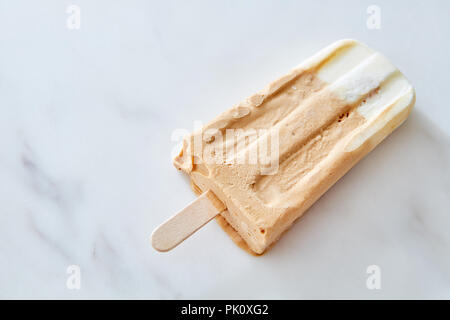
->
[[150, 227, 172, 253]]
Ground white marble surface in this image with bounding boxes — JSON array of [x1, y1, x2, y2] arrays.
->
[[1, 0, 449, 299]]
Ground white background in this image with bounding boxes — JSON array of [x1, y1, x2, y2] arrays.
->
[[0, 0, 449, 299]]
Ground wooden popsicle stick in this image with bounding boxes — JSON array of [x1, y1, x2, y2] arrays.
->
[[151, 190, 226, 252]]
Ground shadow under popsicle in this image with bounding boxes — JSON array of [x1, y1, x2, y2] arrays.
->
[[255, 108, 450, 296]]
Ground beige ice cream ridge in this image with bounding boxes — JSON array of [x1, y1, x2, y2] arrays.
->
[[153, 39, 415, 255]]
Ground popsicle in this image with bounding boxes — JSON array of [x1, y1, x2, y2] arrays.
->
[[152, 39, 415, 254]]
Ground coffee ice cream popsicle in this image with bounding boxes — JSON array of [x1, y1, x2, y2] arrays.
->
[[152, 39, 415, 254]]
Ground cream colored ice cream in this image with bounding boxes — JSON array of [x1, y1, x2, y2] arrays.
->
[[174, 39, 415, 254]]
